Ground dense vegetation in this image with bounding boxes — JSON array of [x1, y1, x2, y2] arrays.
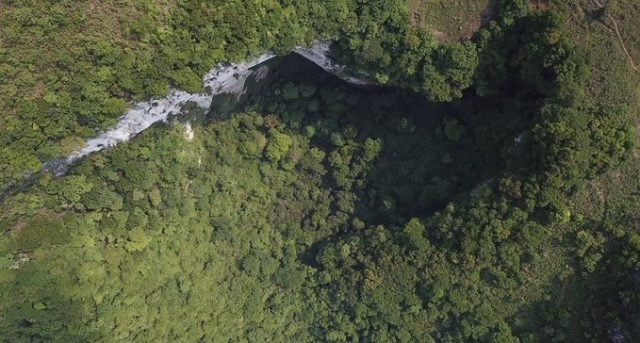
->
[[0, 0, 379, 189], [2, 0, 640, 342]]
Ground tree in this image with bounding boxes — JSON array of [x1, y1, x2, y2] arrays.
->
[[47, 175, 93, 204], [265, 131, 293, 162], [82, 186, 123, 211]]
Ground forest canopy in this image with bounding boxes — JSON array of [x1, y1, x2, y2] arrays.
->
[[1, 0, 640, 342]]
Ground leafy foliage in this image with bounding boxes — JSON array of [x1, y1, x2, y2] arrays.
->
[[1, 0, 639, 342]]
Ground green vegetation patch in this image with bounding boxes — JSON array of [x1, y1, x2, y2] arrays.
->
[[408, 0, 497, 41], [1, 0, 640, 342], [1, 54, 496, 341]]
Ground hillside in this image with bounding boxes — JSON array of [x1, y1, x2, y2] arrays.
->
[[408, 0, 496, 41], [1, 0, 640, 342]]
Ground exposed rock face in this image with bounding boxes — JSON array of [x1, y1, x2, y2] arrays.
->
[[64, 53, 276, 168], [294, 41, 372, 85], [46, 42, 371, 176]]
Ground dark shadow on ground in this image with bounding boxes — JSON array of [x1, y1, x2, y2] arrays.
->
[[227, 53, 537, 227]]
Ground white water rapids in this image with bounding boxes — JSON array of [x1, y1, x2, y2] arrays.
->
[[44, 42, 370, 176]]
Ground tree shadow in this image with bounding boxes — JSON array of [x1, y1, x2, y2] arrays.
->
[[231, 53, 538, 228]]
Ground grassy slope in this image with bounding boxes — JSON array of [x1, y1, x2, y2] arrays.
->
[[407, 0, 496, 41], [411, 0, 640, 339], [566, 0, 640, 249], [565, 0, 640, 210], [556, 0, 640, 338]]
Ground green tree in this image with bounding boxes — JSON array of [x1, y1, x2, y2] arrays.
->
[[266, 131, 293, 162]]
